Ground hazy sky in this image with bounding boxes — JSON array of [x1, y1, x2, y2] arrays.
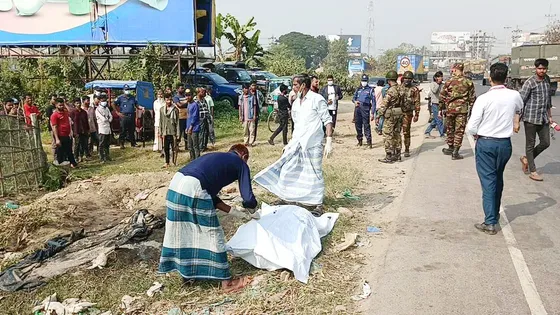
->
[[216, 0, 559, 55]]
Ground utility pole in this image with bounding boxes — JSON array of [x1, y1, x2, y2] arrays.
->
[[366, 1, 375, 57], [512, 26, 522, 47], [504, 26, 512, 52], [545, 4, 556, 27]]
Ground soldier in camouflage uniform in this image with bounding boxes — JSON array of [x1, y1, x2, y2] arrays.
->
[[378, 71, 404, 163], [400, 71, 421, 158], [439, 63, 476, 160]]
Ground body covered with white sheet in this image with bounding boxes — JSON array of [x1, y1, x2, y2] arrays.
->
[[254, 89, 332, 206]]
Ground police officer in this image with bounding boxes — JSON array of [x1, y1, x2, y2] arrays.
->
[[352, 74, 376, 148], [400, 71, 421, 157], [378, 71, 404, 163], [114, 84, 141, 149]]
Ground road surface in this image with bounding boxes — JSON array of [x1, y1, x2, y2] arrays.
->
[[363, 82, 560, 315]]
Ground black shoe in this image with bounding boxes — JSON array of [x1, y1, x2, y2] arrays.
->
[[394, 150, 402, 162], [379, 154, 394, 164], [442, 146, 454, 155], [366, 142, 372, 149], [474, 223, 497, 235], [357, 139, 363, 147], [404, 149, 410, 158], [452, 148, 464, 160], [268, 139, 274, 146]]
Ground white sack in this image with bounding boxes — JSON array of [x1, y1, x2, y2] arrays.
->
[[226, 203, 339, 283]]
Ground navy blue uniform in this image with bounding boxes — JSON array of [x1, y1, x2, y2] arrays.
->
[[352, 85, 376, 144], [115, 93, 138, 146]]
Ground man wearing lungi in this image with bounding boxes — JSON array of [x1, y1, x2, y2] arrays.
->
[[253, 74, 334, 216], [159, 144, 258, 291]]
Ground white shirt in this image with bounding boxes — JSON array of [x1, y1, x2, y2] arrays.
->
[[95, 105, 113, 135], [327, 85, 337, 110], [466, 85, 523, 138], [288, 90, 297, 105], [153, 98, 165, 127], [289, 90, 332, 150]]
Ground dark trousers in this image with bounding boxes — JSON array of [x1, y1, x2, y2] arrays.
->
[[163, 135, 174, 164], [199, 117, 209, 151], [188, 132, 200, 160], [77, 134, 89, 158], [270, 111, 289, 145], [98, 133, 111, 161], [329, 109, 338, 129], [179, 119, 187, 148], [73, 135, 79, 159], [475, 137, 512, 225], [252, 115, 259, 144], [355, 105, 372, 143], [89, 131, 98, 156], [119, 114, 136, 146], [56, 136, 77, 166], [524, 122, 550, 173]]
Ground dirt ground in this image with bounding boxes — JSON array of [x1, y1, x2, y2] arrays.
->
[[0, 100, 429, 314]]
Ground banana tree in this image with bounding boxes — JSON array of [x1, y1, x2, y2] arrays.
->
[[215, 13, 226, 61], [243, 29, 264, 67], [222, 14, 256, 61]]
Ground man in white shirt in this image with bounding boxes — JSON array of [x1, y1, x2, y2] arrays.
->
[[152, 89, 165, 153], [95, 95, 114, 163], [466, 63, 523, 235], [254, 74, 334, 216], [320, 75, 343, 129]]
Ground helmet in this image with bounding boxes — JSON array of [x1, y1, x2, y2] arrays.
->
[[403, 71, 414, 79], [385, 71, 398, 80], [361, 74, 369, 82]]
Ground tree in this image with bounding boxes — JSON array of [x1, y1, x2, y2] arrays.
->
[[278, 32, 329, 69], [322, 39, 349, 76], [243, 30, 265, 67], [262, 44, 306, 76], [220, 14, 264, 63], [374, 42, 422, 75], [215, 13, 226, 61], [545, 20, 560, 44]]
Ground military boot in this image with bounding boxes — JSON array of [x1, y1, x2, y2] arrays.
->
[[452, 148, 464, 160], [404, 147, 410, 158], [357, 139, 363, 147], [442, 145, 454, 155], [394, 149, 402, 162], [378, 152, 393, 164]]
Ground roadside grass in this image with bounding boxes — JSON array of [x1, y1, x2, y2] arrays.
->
[[1, 112, 365, 314]]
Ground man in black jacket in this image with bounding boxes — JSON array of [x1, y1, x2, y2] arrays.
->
[[268, 84, 290, 146], [320, 75, 343, 129]]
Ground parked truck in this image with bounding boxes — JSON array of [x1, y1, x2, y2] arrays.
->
[[509, 44, 559, 95], [463, 59, 487, 80], [482, 55, 511, 86], [397, 54, 428, 82]]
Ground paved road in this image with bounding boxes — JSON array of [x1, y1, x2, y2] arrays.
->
[[364, 82, 560, 314]]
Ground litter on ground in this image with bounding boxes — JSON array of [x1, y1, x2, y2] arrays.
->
[[366, 226, 382, 233], [146, 281, 163, 297], [351, 281, 372, 301], [334, 233, 358, 252]]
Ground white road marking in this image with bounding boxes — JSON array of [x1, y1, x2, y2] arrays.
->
[[468, 135, 548, 315]]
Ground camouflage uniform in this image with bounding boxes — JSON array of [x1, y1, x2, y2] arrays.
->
[[439, 71, 475, 157], [401, 85, 421, 153], [379, 85, 404, 162]]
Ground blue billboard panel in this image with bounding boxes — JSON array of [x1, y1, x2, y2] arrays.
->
[[328, 35, 362, 54], [0, 0, 195, 46], [348, 58, 365, 75]]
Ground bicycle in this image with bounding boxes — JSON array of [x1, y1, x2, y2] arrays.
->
[[267, 109, 292, 133]]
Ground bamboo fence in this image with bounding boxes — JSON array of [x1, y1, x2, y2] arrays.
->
[[0, 113, 47, 196]]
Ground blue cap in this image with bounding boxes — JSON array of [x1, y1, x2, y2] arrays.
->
[[361, 74, 369, 82], [123, 84, 130, 90]]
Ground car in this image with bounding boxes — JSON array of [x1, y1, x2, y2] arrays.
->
[[367, 76, 386, 88], [248, 70, 278, 82], [183, 72, 242, 108]]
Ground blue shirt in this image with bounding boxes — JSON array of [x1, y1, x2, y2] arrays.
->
[[179, 152, 258, 209], [187, 101, 200, 133], [115, 94, 137, 114], [353, 86, 376, 115]]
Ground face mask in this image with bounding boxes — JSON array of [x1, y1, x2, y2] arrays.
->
[[124, 90, 130, 95], [94, 91, 101, 96], [100, 102, 108, 107], [327, 80, 333, 86], [404, 80, 412, 87], [361, 82, 368, 87]]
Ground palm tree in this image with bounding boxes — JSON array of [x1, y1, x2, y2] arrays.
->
[[222, 14, 257, 61], [243, 30, 265, 67], [215, 13, 226, 62]]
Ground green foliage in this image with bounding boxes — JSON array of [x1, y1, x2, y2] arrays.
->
[[263, 44, 306, 76], [114, 45, 176, 90], [220, 14, 263, 64], [545, 20, 560, 44], [42, 165, 67, 192], [322, 39, 349, 75], [278, 32, 329, 69], [374, 43, 425, 76]]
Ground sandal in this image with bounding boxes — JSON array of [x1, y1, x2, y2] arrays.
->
[[309, 205, 325, 217]]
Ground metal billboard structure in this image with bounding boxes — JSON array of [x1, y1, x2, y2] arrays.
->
[[0, 0, 216, 81], [328, 35, 362, 54]]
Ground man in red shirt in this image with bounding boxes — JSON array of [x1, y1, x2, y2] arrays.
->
[[23, 94, 41, 125], [51, 98, 77, 168]]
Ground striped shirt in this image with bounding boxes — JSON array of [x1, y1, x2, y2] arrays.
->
[[519, 75, 552, 125]]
